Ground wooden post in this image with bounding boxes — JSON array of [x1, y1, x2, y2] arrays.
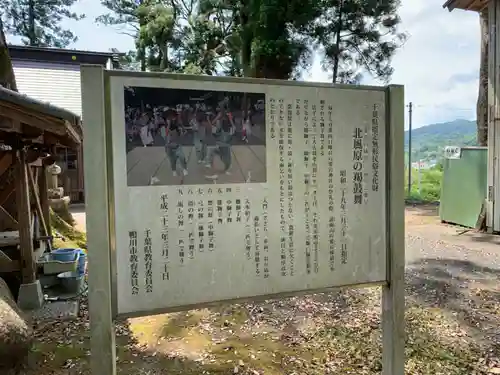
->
[[382, 85, 405, 375], [77, 144, 84, 202], [15, 149, 36, 284], [487, 1, 497, 231], [82, 65, 117, 375], [39, 164, 51, 237]]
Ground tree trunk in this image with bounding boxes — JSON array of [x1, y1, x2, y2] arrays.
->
[[0, 19, 18, 91], [332, 4, 344, 84], [477, 8, 488, 146], [28, 0, 37, 46]]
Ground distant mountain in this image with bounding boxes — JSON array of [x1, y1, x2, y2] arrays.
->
[[405, 119, 478, 162]]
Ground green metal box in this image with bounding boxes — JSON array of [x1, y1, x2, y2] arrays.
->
[[440, 146, 488, 228]]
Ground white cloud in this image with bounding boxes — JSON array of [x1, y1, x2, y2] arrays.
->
[[14, 0, 479, 129], [307, 0, 480, 128]]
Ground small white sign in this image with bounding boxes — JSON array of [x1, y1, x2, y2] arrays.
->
[[444, 146, 461, 159]]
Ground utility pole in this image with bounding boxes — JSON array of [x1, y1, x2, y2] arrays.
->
[[407, 102, 413, 196]]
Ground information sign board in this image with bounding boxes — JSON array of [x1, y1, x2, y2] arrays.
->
[[81, 66, 405, 375]]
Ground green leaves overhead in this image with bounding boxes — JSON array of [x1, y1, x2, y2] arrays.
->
[[313, 0, 406, 83], [0, 0, 398, 83], [1, 0, 85, 48]]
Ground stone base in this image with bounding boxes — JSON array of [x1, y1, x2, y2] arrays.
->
[[49, 196, 71, 210], [17, 280, 44, 310]]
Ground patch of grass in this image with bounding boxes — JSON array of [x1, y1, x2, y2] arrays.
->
[[28, 290, 495, 375], [405, 166, 443, 203], [210, 304, 249, 328], [160, 310, 210, 337], [404, 306, 481, 374], [30, 341, 87, 368], [50, 208, 87, 249], [210, 335, 295, 373]]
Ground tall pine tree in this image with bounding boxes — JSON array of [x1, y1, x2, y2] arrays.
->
[[96, 0, 405, 81], [313, 0, 406, 84], [1, 0, 84, 48]]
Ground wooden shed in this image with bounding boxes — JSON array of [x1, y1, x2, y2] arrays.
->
[[0, 85, 81, 305], [7, 45, 120, 203]]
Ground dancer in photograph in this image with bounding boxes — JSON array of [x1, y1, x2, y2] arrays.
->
[[162, 114, 188, 177], [205, 106, 235, 179], [139, 112, 154, 147], [242, 112, 252, 143], [190, 110, 207, 163]]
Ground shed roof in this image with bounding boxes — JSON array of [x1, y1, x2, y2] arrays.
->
[[443, 0, 488, 12], [0, 85, 82, 148], [8, 45, 122, 66]]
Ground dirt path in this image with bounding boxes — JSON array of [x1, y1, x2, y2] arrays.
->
[[404, 205, 500, 352], [69, 204, 86, 233], [22, 205, 500, 375]]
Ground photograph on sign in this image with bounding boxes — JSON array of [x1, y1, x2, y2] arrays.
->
[[108, 75, 389, 317], [124, 86, 266, 186]]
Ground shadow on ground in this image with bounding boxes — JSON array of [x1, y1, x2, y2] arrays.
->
[[406, 258, 500, 349], [404, 204, 440, 216], [20, 292, 361, 375], [468, 233, 500, 245], [24, 317, 246, 375]]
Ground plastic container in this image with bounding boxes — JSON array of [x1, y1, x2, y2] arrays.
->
[[38, 253, 78, 275], [51, 248, 78, 262], [57, 271, 84, 294], [76, 249, 87, 276]]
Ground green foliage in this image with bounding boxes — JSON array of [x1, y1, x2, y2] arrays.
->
[[313, 0, 406, 83], [1, 0, 85, 47], [96, 0, 139, 28], [405, 166, 443, 203], [97, 0, 404, 81], [137, 2, 176, 71], [110, 48, 141, 70], [406, 119, 478, 163], [50, 208, 87, 249]]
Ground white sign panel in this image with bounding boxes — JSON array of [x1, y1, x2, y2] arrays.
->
[[106, 76, 388, 316], [444, 146, 461, 159]]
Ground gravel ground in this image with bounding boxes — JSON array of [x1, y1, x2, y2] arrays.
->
[[22, 205, 498, 375], [404, 206, 500, 350]]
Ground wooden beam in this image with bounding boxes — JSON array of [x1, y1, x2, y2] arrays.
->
[[29, 157, 43, 167], [0, 151, 12, 175], [64, 120, 82, 145], [0, 250, 20, 273], [38, 165, 51, 238], [21, 124, 44, 139], [0, 179, 15, 206], [15, 150, 36, 284], [43, 132, 78, 148], [0, 102, 67, 136], [0, 204, 17, 228], [27, 165, 49, 241], [0, 117, 21, 132]]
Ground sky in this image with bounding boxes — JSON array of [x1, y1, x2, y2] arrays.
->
[[7, 0, 481, 130]]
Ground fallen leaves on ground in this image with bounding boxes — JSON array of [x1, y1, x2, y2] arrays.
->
[[22, 285, 500, 375]]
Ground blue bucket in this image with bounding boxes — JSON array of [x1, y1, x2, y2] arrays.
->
[[76, 249, 87, 276], [51, 248, 77, 262]]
